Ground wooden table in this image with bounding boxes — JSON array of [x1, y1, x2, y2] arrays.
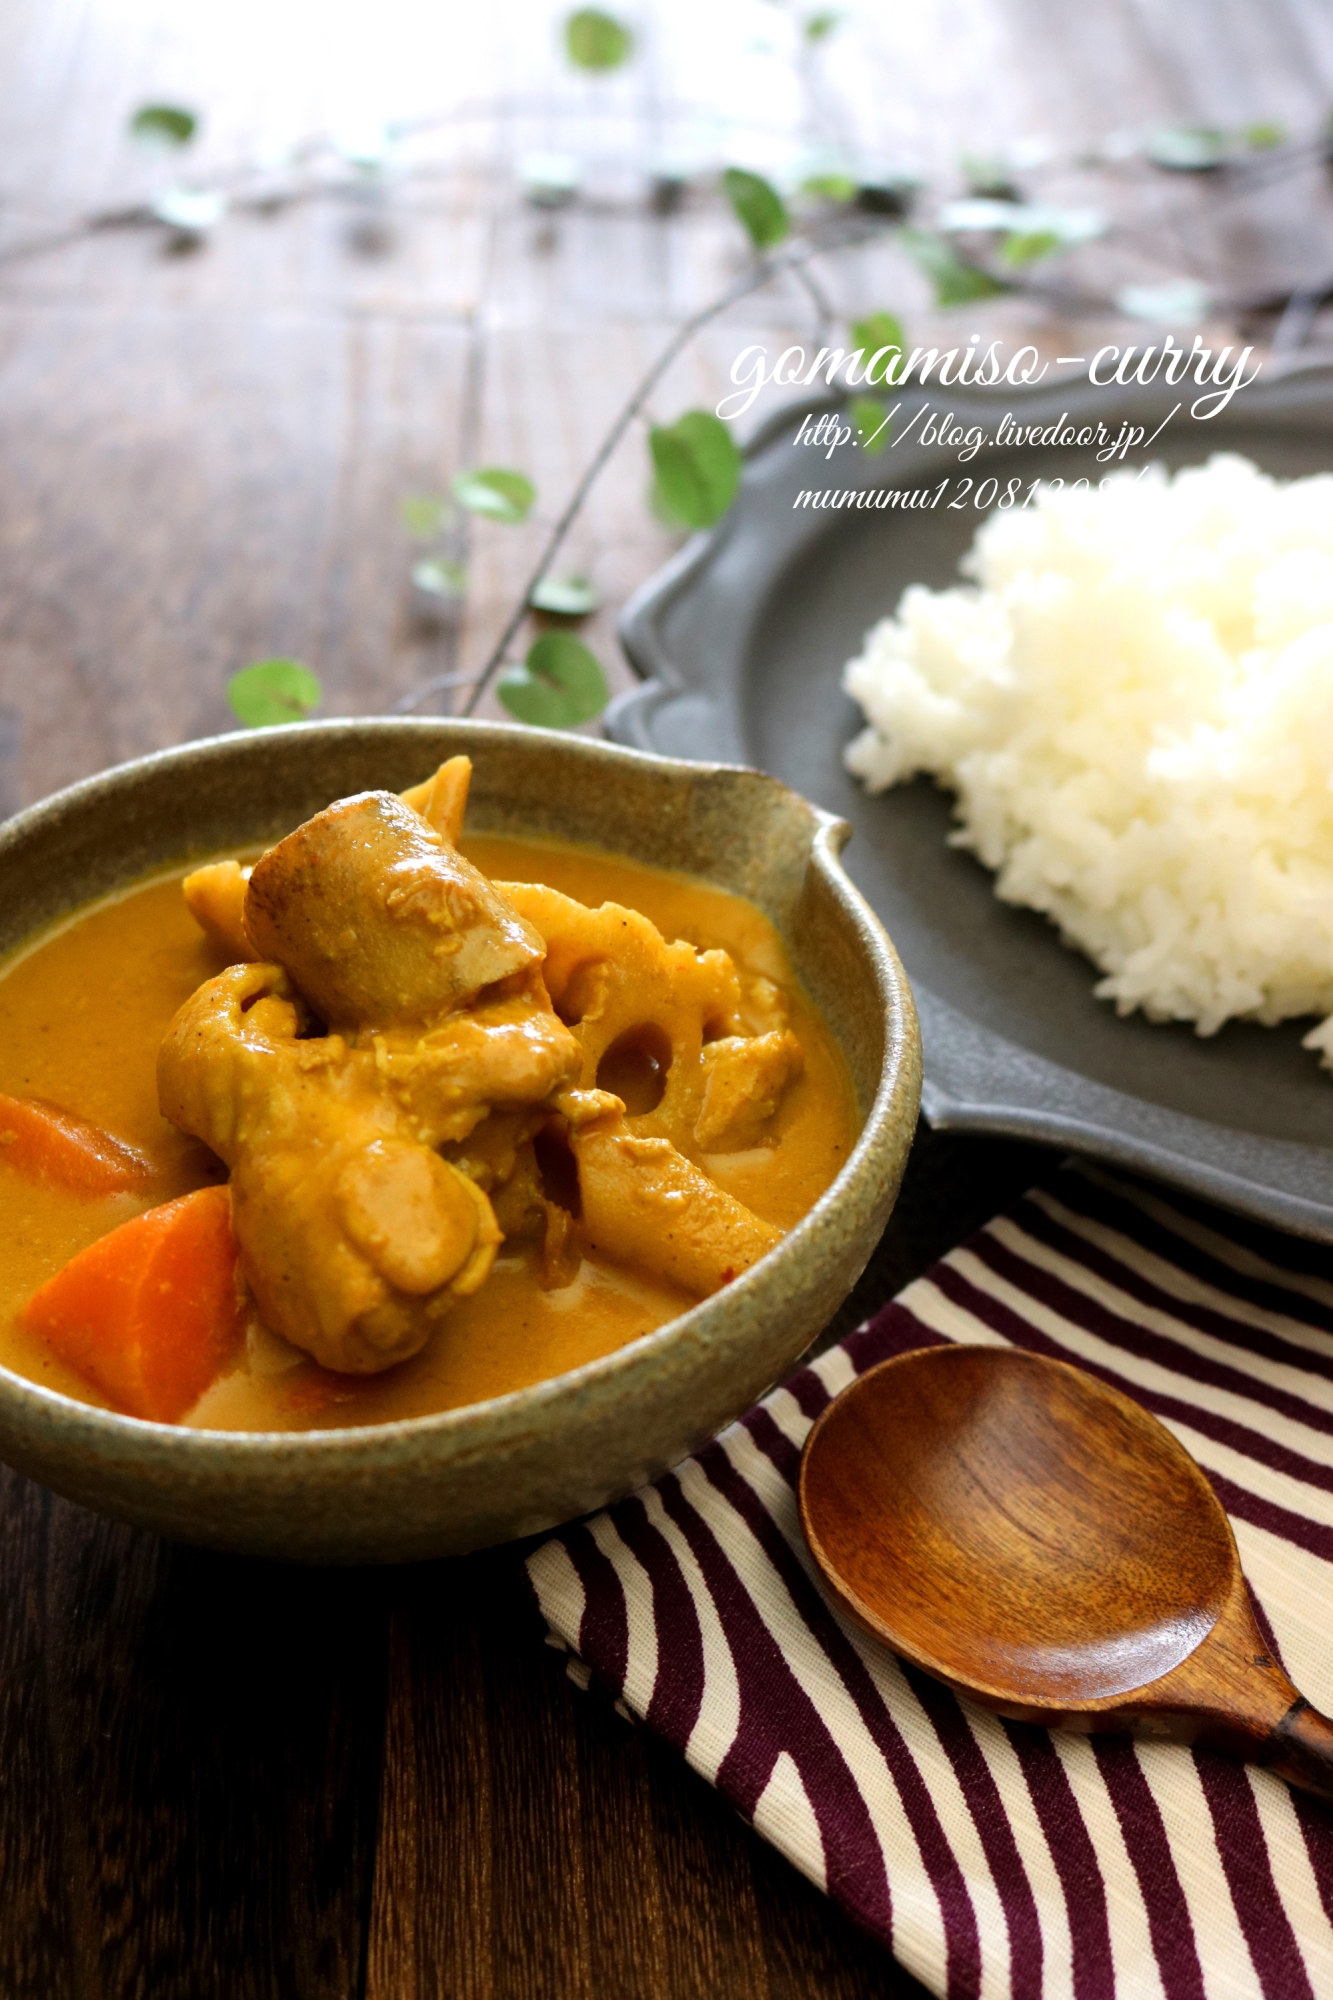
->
[[2, 3, 1331, 1992]]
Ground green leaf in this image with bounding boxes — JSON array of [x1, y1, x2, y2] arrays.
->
[[960, 153, 1018, 200], [400, 495, 452, 539], [1147, 125, 1227, 171], [411, 558, 467, 598], [529, 574, 600, 617], [649, 411, 743, 530], [519, 151, 581, 206], [337, 124, 393, 175], [498, 633, 609, 728], [849, 396, 891, 455], [900, 229, 1006, 306], [1000, 228, 1062, 267], [151, 187, 225, 232], [803, 9, 840, 38], [452, 467, 535, 524], [722, 167, 790, 252], [130, 103, 197, 147], [228, 659, 322, 729], [851, 312, 904, 384], [802, 172, 857, 202], [564, 8, 633, 69], [1114, 278, 1212, 325], [856, 176, 916, 218], [1243, 119, 1285, 150]]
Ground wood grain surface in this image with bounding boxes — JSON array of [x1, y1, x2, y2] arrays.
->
[[2, 0, 1331, 1990]]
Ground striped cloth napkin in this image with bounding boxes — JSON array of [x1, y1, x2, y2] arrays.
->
[[526, 1163, 1333, 2000]]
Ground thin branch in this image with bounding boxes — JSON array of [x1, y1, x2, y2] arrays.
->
[[0, 206, 154, 270], [457, 220, 880, 718], [393, 670, 478, 713], [1271, 281, 1333, 355], [790, 258, 835, 343]]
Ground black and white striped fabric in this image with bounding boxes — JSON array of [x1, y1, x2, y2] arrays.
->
[[527, 1165, 1333, 2000]]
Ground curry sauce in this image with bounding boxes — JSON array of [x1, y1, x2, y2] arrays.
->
[[0, 832, 858, 1430]]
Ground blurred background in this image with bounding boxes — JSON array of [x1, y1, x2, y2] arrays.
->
[[3, 0, 1333, 805]]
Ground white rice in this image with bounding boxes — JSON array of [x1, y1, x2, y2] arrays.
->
[[842, 453, 1333, 1067]]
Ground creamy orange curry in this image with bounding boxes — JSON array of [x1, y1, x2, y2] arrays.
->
[[0, 758, 857, 1430]]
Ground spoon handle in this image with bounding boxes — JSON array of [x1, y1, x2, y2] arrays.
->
[[1264, 1700, 1333, 1804]]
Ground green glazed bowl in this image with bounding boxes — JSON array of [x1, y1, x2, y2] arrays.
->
[[0, 719, 920, 1561]]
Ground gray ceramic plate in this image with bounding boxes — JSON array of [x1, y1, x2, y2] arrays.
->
[[609, 364, 1333, 1239]]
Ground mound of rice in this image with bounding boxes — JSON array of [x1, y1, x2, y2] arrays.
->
[[842, 453, 1333, 1067]]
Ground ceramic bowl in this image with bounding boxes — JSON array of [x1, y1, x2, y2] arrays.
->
[[0, 719, 920, 1561]]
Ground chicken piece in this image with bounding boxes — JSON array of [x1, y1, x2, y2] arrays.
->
[[165, 773, 799, 1358], [158, 962, 503, 1372], [245, 792, 544, 1029], [367, 966, 583, 1145], [183, 860, 254, 962], [572, 1117, 780, 1297], [165, 782, 585, 1367], [181, 760, 473, 967], [694, 1031, 804, 1152], [736, 975, 791, 1038]]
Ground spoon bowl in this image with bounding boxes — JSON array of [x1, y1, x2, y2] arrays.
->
[[799, 1344, 1333, 1802]]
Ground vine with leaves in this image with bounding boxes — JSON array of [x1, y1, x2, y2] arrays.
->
[[19, 7, 1305, 733]]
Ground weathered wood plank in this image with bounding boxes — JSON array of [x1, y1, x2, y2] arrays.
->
[[365, 1548, 940, 2000], [0, 1474, 78, 2000], [0, 1472, 389, 1999]]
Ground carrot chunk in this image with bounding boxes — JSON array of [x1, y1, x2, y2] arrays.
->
[[0, 1092, 156, 1198], [21, 1185, 244, 1422]]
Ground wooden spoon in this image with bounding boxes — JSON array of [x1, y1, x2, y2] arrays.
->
[[798, 1344, 1333, 1801]]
